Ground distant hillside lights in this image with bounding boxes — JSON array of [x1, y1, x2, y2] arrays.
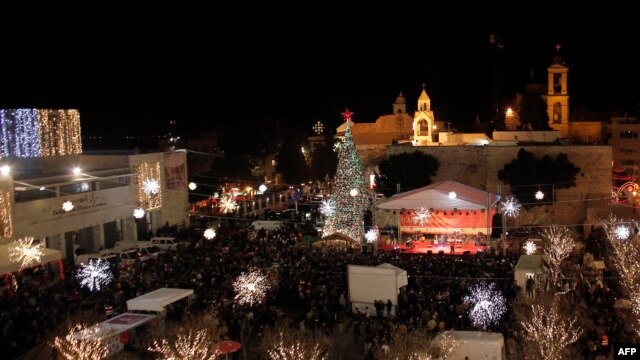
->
[[0, 109, 82, 157]]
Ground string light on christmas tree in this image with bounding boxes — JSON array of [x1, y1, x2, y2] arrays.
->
[[320, 199, 336, 217], [204, 228, 216, 240], [322, 111, 369, 242], [76, 259, 112, 292], [365, 227, 380, 243], [463, 283, 506, 329], [233, 268, 269, 306], [523, 240, 537, 255], [9, 237, 43, 270], [62, 201, 74, 212], [51, 324, 109, 360], [500, 196, 521, 217], [535, 190, 545, 200], [219, 196, 238, 214], [188, 182, 197, 191], [615, 224, 631, 240], [142, 179, 160, 194], [413, 207, 432, 226], [149, 330, 220, 360], [133, 208, 145, 219]]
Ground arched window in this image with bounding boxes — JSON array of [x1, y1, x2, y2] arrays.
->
[[553, 102, 562, 123]]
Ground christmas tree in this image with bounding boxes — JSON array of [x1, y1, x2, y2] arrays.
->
[[323, 109, 369, 242]]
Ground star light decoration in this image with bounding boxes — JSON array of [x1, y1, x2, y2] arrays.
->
[[259, 184, 268, 193], [188, 182, 197, 191], [149, 329, 220, 360], [9, 237, 43, 270], [463, 283, 506, 329], [52, 324, 109, 360], [365, 227, 380, 243], [349, 188, 359, 197], [133, 207, 145, 219], [76, 259, 112, 292], [142, 179, 160, 195], [233, 268, 270, 306], [523, 240, 537, 255], [413, 207, 432, 226], [219, 196, 238, 214], [204, 228, 216, 240], [615, 224, 631, 240], [319, 199, 336, 217], [62, 200, 74, 212], [535, 190, 545, 200], [500, 196, 521, 218], [448, 191, 457, 199]]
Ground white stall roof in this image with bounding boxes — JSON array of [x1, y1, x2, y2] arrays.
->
[[76, 313, 157, 340], [127, 288, 194, 312]]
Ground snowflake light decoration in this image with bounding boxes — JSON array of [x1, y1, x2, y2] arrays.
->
[[500, 196, 521, 218], [76, 259, 112, 292], [188, 182, 197, 191], [365, 227, 379, 243], [413, 207, 432, 226], [535, 190, 545, 200], [62, 200, 74, 212], [319, 199, 336, 217], [219, 196, 238, 214], [523, 240, 537, 255], [142, 179, 160, 195], [463, 283, 506, 329], [233, 268, 269, 306], [9, 237, 43, 270], [204, 228, 216, 240], [133, 208, 145, 219], [615, 224, 631, 240]]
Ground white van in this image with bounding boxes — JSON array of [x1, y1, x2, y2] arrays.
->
[[75, 253, 101, 266], [150, 237, 180, 251], [251, 220, 283, 231]]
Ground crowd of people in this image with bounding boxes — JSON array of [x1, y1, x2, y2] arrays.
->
[[0, 220, 634, 359]]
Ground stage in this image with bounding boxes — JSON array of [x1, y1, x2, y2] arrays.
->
[[378, 241, 485, 255]]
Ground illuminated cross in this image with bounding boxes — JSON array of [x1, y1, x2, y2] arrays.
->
[[341, 108, 354, 122], [555, 44, 561, 53], [313, 121, 324, 135]]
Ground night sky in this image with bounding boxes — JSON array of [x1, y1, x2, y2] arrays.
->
[[1, 9, 638, 139]]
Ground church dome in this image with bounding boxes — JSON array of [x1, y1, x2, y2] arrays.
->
[[394, 92, 407, 104]]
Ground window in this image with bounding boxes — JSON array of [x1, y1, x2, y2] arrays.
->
[[97, 176, 131, 190], [14, 187, 57, 203], [59, 181, 96, 195]]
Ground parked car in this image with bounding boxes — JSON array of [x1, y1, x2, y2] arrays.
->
[[150, 237, 180, 251]]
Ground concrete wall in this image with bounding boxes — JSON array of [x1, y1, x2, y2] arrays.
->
[[384, 144, 612, 230]]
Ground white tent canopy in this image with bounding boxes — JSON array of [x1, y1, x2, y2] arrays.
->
[[0, 243, 62, 273], [127, 288, 194, 313], [376, 180, 499, 210], [348, 263, 408, 316], [514, 254, 549, 290]]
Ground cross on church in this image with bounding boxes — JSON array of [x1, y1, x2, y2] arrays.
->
[[312, 121, 324, 135], [555, 44, 561, 52], [341, 108, 354, 122]]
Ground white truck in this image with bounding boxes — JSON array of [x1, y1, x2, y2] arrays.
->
[[432, 331, 505, 360]]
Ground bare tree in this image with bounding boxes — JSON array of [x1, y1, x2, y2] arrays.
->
[[51, 324, 110, 360], [261, 320, 328, 360], [520, 295, 582, 360], [542, 225, 575, 287]]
